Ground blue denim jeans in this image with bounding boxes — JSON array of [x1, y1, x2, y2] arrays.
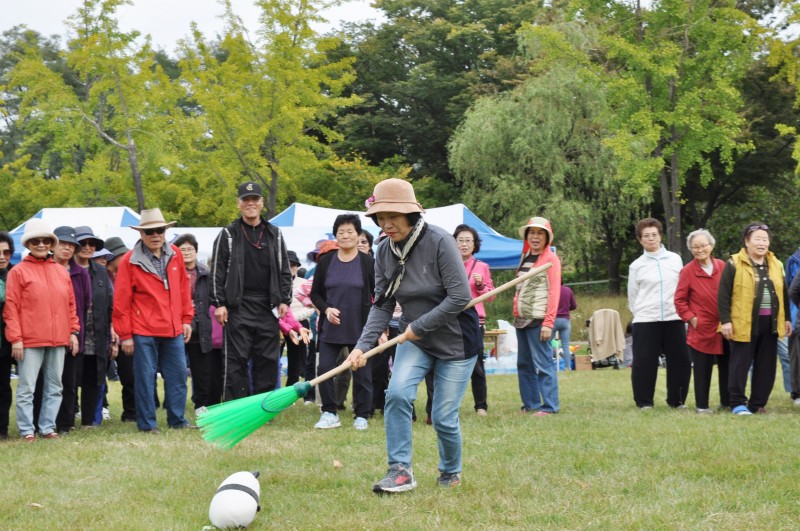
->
[[553, 317, 572, 370], [516, 325, 560, 413], [384, 341, 476, 474], [133, 335, 188, 430], [16, 346, 65, 436], [777, 337, 791, 393]]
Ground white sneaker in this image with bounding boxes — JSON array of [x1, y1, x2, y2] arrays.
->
[[102, 407, 110, 420], [354, 417, 368, 431], [75, 410, 82, 420], [793, 398, 800, 406], [195, 406, 208, 417], [314, 412, 341, 429]]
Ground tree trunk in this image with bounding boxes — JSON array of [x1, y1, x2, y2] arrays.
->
[[125, 131, 145, 212], [669, 149, 682, 257]]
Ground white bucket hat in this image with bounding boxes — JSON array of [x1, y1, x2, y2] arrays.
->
[[21, 219, 58, 247]]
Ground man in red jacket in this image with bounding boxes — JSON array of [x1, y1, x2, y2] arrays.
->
[[112, 209, 195, 433]]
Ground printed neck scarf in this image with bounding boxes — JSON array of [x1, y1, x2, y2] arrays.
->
[[375, 218, 427, 307]]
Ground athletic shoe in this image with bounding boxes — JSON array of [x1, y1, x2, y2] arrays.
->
[[732, 405, 752, 415], [674, 404, 688, 410], [102, 407, 111, 420], [794, 398, 800, 406], [533, 411, 553, 417], [476, 409, 487, 417], [353, 417, 368, 431], [372, 464, 416, 494], [314, 412, 341, 429], [75, 410, 81, 420], [195, 406, 208, 417], [437, 472, 461, 488], [21, 434, 35, 442], [696, 408, 714, 414], [756, 407, 768, 414], [41, 432, 59, 439], [639, 406, 653, 410]]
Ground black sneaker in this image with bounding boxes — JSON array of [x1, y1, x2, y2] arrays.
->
[[372, 464, 416, 494], [437, 472, 461, 488]]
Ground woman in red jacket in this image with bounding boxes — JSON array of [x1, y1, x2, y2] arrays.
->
[[674, 229, 728, 413], [4, 220, 79, 441]]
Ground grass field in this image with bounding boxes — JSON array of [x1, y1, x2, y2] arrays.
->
[[2, 363, 800, 529]]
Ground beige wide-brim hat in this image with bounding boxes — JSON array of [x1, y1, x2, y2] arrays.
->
[[365, 178, 425, 216], [21, 218, 59, 247], [518, 216, 554, 243], [130, 208, 177, 231]]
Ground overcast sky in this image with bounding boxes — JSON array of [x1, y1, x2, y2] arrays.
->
[[3, 0, 382, 52]]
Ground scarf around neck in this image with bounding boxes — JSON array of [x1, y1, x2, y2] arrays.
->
[[375, 218, 428, 307]]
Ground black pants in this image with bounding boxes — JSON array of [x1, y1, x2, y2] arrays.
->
[[284, 319, 308, 386], [318, 341, 373, 418], [729, 316, 777, 411], [631, 320, 691, 408], [79, 354, 104, 426], [691, 345, 729, 410], [789, 333, 800, 400], [0, 355, 11, 436], [116, 352, 137, 421], [187, 342, 224, 409], [334, 347, 351, 409], [223, 297, 280, 400]]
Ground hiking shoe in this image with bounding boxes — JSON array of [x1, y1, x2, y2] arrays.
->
[[437, 472, 461, 488], [372, 464, 416, 494], [314, 412, 341, 429], [732, 405, 752, 415], [353, 417, 368, 431], [696, 408, 714, 414]]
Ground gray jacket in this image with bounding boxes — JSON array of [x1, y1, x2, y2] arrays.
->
[[355, 223, 474, 360]]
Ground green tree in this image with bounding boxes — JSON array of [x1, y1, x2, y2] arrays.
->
[[449, 37, 647, 291], [581, 0, 762, 254], [333, 0, 541, 205], [3, 0, 185, 212], [177, 0, 362, 219]]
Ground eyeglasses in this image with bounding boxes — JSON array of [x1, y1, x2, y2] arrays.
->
[[746, 224, 769, 234], [0, 250, 11, 257], [690, 243, 710, 251], [143, 227, 166, 236], [456, 239, 474, 244], [29, 238, 53, 246]]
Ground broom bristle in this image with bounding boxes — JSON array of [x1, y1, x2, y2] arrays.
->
[[198, 385, 305, 449]]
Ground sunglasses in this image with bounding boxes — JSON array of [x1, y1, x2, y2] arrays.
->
[[746, 224, 769, 234], [80, 240, 96, 247], [29, 238, 53, 246], [143, 227, 166, 236], [0, 250, 11, 257]]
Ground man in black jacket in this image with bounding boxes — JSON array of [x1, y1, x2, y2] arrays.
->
[[211, 182, 292, 400]]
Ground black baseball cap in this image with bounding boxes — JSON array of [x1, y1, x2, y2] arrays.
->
[[237, 181, 263, 199]]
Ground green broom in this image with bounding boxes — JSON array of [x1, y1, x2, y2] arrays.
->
[[198, 262, 552, 449]]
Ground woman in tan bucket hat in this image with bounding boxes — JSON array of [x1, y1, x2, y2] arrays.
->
[[346, 178, 483, 493]]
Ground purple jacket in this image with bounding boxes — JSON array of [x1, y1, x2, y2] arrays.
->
[[556, 285, 577, 319], [68, 258, 92, 352]]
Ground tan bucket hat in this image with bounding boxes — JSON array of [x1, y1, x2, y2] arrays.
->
[[518, 216, 554, 244], [22, 219, 58, 247], [130, 208, 177, 231], [365, 178, 424, 216]]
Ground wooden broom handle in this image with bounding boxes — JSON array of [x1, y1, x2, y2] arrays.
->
[[308, 262, 553, 387]]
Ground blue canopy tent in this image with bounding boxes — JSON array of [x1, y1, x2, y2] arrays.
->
[[270, 203, 523, 269]]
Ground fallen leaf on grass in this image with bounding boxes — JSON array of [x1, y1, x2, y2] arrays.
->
[[333, 460, 343, 469], [27, 503, 44, 509]]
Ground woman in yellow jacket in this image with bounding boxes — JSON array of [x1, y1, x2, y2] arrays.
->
[[718, 223, 791, 415]]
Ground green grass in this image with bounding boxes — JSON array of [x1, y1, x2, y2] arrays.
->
[[2, 367, 800, 529]]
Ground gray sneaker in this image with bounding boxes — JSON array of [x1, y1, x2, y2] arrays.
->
[[372, 464, 416, 494], [437, 472, 461, 488]]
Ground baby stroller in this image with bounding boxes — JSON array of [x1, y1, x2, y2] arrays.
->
[[586, 309, 625, 370]]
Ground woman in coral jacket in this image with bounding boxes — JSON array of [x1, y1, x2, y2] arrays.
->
[[674, 229, 728, 413], [513, 217, 562, 416], [4, 220, 79, 441]]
